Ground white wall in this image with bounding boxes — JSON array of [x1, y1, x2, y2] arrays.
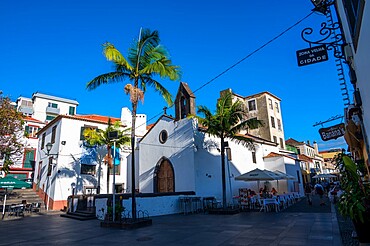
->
[[32, 95, 77, 122], [337, 1, 370, 154], [138, 117, 196, 193], [35, 116, 129, 207]]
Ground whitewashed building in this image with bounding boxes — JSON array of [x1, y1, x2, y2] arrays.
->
[[134, 83, 304, 207], [34, 113, 133, 211]]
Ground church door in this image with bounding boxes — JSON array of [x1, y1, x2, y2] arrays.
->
[[157, 159, 174, 193]]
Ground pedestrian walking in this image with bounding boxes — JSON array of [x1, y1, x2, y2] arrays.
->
[[305, 184, 312, 205], [314, 183, 325, 206]]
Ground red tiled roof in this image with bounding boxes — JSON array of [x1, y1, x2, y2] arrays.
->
[[37, 114, 123, 136], [24, 116, 44, 124], [263, 152, 297, 160], [298, 154, 313, 162], [72, 114, 121, 124], [146, 123, 155, 131], [285, 138, 303, 147]]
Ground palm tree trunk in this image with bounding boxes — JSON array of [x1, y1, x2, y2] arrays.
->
[[220, 136, 227, 209], [131, 101, 137, 220]]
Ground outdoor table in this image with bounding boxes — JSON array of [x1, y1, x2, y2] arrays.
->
[[179, 196, 201, 214], [260, 198, 279, 212]]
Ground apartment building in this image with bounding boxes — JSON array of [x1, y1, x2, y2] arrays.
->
[[222, 89, 285, 149]]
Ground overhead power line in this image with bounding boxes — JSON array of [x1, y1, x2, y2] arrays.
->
[[144, 11, 315, 125]]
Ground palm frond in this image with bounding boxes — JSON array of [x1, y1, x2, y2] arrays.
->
[[141, 77, 173, 105], [103, 42, 132, 69], [86, 72, 129, 90], [228, 135, 256, 150]]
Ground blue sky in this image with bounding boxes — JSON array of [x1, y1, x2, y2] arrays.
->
[[0, 0, 348, 150]]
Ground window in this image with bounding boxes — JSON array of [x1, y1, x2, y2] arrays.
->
[[48, 102, 58, 108], [343, 0, 365, 49], [21, 100, 33, 107], [248, 99, 256, 111], [275, 102, 279, 113], [268, 99, 273, 109], [271, 116, 275, 128], [277, 119, 282, 131], [46, 115, 55, 121], [41, 133, 46, 149], [279, 138, 284, 149], [159, 130, 168, 144], [51, 126, 57, 144], [273, 136, 277, 143], [109, 164, 120, 175], [25, 125, 39, 138], [47, 157, 53, 176], [69, 106, 75, 116], [24, 149, 35, 168], [252, 151, 256, 163], [81, 164, 96, 175]]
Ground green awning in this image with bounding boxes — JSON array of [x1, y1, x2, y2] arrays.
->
[[0, 176, 31, 189]]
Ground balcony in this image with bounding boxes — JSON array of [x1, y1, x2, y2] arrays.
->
[[19, 106, 34, 115], [46, 106, 60, 115]]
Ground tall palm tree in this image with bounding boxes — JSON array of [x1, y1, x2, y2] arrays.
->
[[83, 119, 130, 194], [86, 28, 181, 219], [197, 91, 263, 209]]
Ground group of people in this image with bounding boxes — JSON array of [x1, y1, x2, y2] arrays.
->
[[304, 183, 326, 206]]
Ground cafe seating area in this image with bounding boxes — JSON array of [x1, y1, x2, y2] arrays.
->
[[238, 188, 302, 213], [2, 201, 42, 218]]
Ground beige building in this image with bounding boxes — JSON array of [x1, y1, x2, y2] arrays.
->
[[221, 89, 285, 149]]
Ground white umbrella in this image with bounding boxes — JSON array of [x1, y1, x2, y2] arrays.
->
[[235, 168, 282, 191], [235, 168, 281, 181], [274, 170, 296, 180], [312, 174, 337, 179]]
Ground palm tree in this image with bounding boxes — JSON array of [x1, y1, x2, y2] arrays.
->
[[83, 119, 130, 194], [86, 28, 181, 219], [197, 91, 263, 209]]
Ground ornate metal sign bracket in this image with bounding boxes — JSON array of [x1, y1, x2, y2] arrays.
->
[[301, 0, 346, 60]]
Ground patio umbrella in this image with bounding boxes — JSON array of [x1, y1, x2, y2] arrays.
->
[[312, 174, 337, 179], [0, 176, 30, 189], [0, 176, 30, 219], [273, 170, 296, 180], [235, 168, 282, 191]]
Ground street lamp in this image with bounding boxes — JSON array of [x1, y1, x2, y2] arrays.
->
[[71, 182, 76, 212], [108, 131, 118, 222], [45, 142, 58, 157], [310, 0, 333, 14]]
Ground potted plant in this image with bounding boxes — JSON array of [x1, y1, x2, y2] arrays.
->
[[334, 151, 370, 243], [105, 202, 125, 222]]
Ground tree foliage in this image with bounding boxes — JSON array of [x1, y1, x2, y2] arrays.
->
[[0, 92, 25, 173], [86, 28, 181, 218], [197, 91, 263, 208], [83, 119, 130, 194]]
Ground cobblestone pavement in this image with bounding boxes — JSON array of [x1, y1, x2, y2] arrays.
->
[[0, 195, 364, 246]]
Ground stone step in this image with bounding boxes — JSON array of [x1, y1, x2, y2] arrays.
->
[[60, 212, 96, 221]]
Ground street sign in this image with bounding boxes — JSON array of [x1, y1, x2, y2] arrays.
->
[[319, 123, 345, 141], [296, 45, 328, 67]]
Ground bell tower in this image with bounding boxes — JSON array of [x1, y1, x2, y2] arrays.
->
[[174, 82, 196, 121]]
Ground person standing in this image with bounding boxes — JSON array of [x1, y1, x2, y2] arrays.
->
[[305, 184, 312, 205]]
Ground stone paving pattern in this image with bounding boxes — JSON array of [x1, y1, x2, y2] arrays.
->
[[0, 194, 364, 246]]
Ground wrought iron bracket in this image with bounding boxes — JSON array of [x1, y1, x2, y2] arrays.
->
[[301, 0, 346, 60]]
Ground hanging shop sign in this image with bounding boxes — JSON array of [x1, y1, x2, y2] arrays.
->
[[296, 45, 328, 67], [319, 123, 345, 141]]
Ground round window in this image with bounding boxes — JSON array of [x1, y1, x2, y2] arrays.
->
[[159, 130, 168, 144]]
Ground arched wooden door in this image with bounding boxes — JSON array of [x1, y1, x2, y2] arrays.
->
[[155, 159, 174, 193]]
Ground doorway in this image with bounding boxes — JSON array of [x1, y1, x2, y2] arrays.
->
[[154, 158, 174, 193]]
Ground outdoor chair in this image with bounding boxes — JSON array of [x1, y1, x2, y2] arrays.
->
[[31, 202, 41, 213]]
